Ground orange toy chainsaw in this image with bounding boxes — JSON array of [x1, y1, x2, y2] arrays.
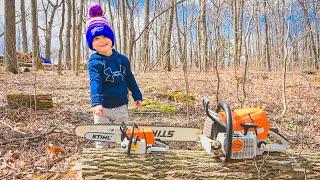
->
[[75, 98, 288, 161]]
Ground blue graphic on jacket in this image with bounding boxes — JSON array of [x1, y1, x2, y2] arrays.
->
[[104, 65, 126, 83]]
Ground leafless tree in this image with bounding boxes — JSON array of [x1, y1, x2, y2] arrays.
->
[[281, 0, 293, 116], [75, 0, 85, 76], [120, 0, 128, 55], [31, 0, 42, 70], [20, 0, 28, 53], [198, 0, 208, 71], [42, 0, 62, 62], [141, 0, 151, 72], [65, 0, 72, 69], [163, 0, 175, 72], [58, 0, 65, 75], [4, 0, 18, 74]]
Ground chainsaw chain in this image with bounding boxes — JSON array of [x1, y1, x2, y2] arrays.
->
[[76, 123, 199, 129]]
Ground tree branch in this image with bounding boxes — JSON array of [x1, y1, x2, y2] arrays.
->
[[0, 126, 58, 146], [134, 0, 186, 44]]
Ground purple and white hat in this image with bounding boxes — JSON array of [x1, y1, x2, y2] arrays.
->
[[86, 3, 115, 50]]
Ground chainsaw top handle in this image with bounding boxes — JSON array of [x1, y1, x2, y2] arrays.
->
[[203, 97, 227, 130]]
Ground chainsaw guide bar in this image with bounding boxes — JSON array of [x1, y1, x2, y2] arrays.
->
[[75, 123, 201, 142]]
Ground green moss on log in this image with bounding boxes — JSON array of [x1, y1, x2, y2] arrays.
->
[[6, 93, 53, 110], [133, 98, 177, 114], [162, 90, 195, 105]]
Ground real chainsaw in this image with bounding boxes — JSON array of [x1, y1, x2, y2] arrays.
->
[[200, 97, 288, 161], [75, 98, 288, 161]]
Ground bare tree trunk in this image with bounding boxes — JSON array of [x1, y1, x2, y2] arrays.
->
[[58, 0, 65, 75], [72, 0, 76, 72], [31, 0, 42, 70], [116, 2, 122, 52], [299, 0, 319, 70], [75, 0, 84, 76], [44, 0, 61, 62], [237, 1, 253, 108], [157, 2, 165, 68], [4, 0, 18, 74], [120, 0, 128, 55], [264, 0, 271, 71], [255, 1, 261, 68], [141, 0, 150, 72], [126, 0, 137, 68], [175, 1, 190, 124], [65, 0, 72, 69], [164, 0, 175, 72], [232, 0, 239, 74], [107, 0, 116, 49], [198, 0, 208, 72], [20, 0, 28, 53], [281, 0, 293, 116]]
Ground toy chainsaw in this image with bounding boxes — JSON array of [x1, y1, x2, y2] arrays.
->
[[75, 122, 200, 155], [75, 98, 288, 161]]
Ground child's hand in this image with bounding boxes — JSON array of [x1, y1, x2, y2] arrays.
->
[[92, 105, 104, 116], [135, 101, 142, 108]]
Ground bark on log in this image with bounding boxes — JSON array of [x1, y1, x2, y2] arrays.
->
[[81, 148, 320, 179], [6, 93, 53, 110]]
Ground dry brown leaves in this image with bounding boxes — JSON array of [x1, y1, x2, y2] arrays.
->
[[0, 68, 319, 179]]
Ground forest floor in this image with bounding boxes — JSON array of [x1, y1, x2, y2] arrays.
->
[[0, 67, 319, 179]]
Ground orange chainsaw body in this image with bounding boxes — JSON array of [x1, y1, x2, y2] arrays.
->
[[125, 127, 155, 145], [218, 108, 270, 140]]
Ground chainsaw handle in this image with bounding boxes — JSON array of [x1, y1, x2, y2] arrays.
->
[[216, 100, 233, 162], [203, 97, 233, 162], [203, 97, 226, 129], [127, 125, 135, 156]]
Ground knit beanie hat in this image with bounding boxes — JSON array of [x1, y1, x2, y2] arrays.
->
[[86, 3, 115, 50]]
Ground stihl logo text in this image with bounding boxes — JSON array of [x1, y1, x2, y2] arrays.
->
[[153, 130, 174, 138], [92, 134, 112, 140]]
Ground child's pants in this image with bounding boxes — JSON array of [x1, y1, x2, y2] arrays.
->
[[93, 105, 128, 148]]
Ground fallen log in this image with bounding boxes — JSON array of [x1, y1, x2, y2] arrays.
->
[[6, 93, 53, 110], [81, 148, 320, 179]]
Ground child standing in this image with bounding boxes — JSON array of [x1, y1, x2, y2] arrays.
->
[[85, 3, 142, 148]]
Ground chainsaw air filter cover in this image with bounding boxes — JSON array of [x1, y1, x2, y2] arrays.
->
[[217, 132, 257, 159]]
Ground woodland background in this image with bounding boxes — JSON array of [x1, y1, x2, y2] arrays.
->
[[0, 0, 319, 179]]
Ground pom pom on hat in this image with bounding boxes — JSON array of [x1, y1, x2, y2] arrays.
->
[[86, 3, 115, 50], [88, 3, 104, 18]]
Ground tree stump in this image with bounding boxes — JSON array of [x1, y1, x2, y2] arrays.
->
[[81, 148, 320, 179], [6, 93, 53, 110]]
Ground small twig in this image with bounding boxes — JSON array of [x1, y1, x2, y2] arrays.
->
[[0, 109, 27, 135], [47, 154, 71, 171], [129, 111, 161, 114], [0, 120, 13, 130], [253, 150, 270, 179], [1, 108, 8, 121], [54, 129, 76, 136], [0, 126, 57, 146], [39, 169, 67, 173]]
